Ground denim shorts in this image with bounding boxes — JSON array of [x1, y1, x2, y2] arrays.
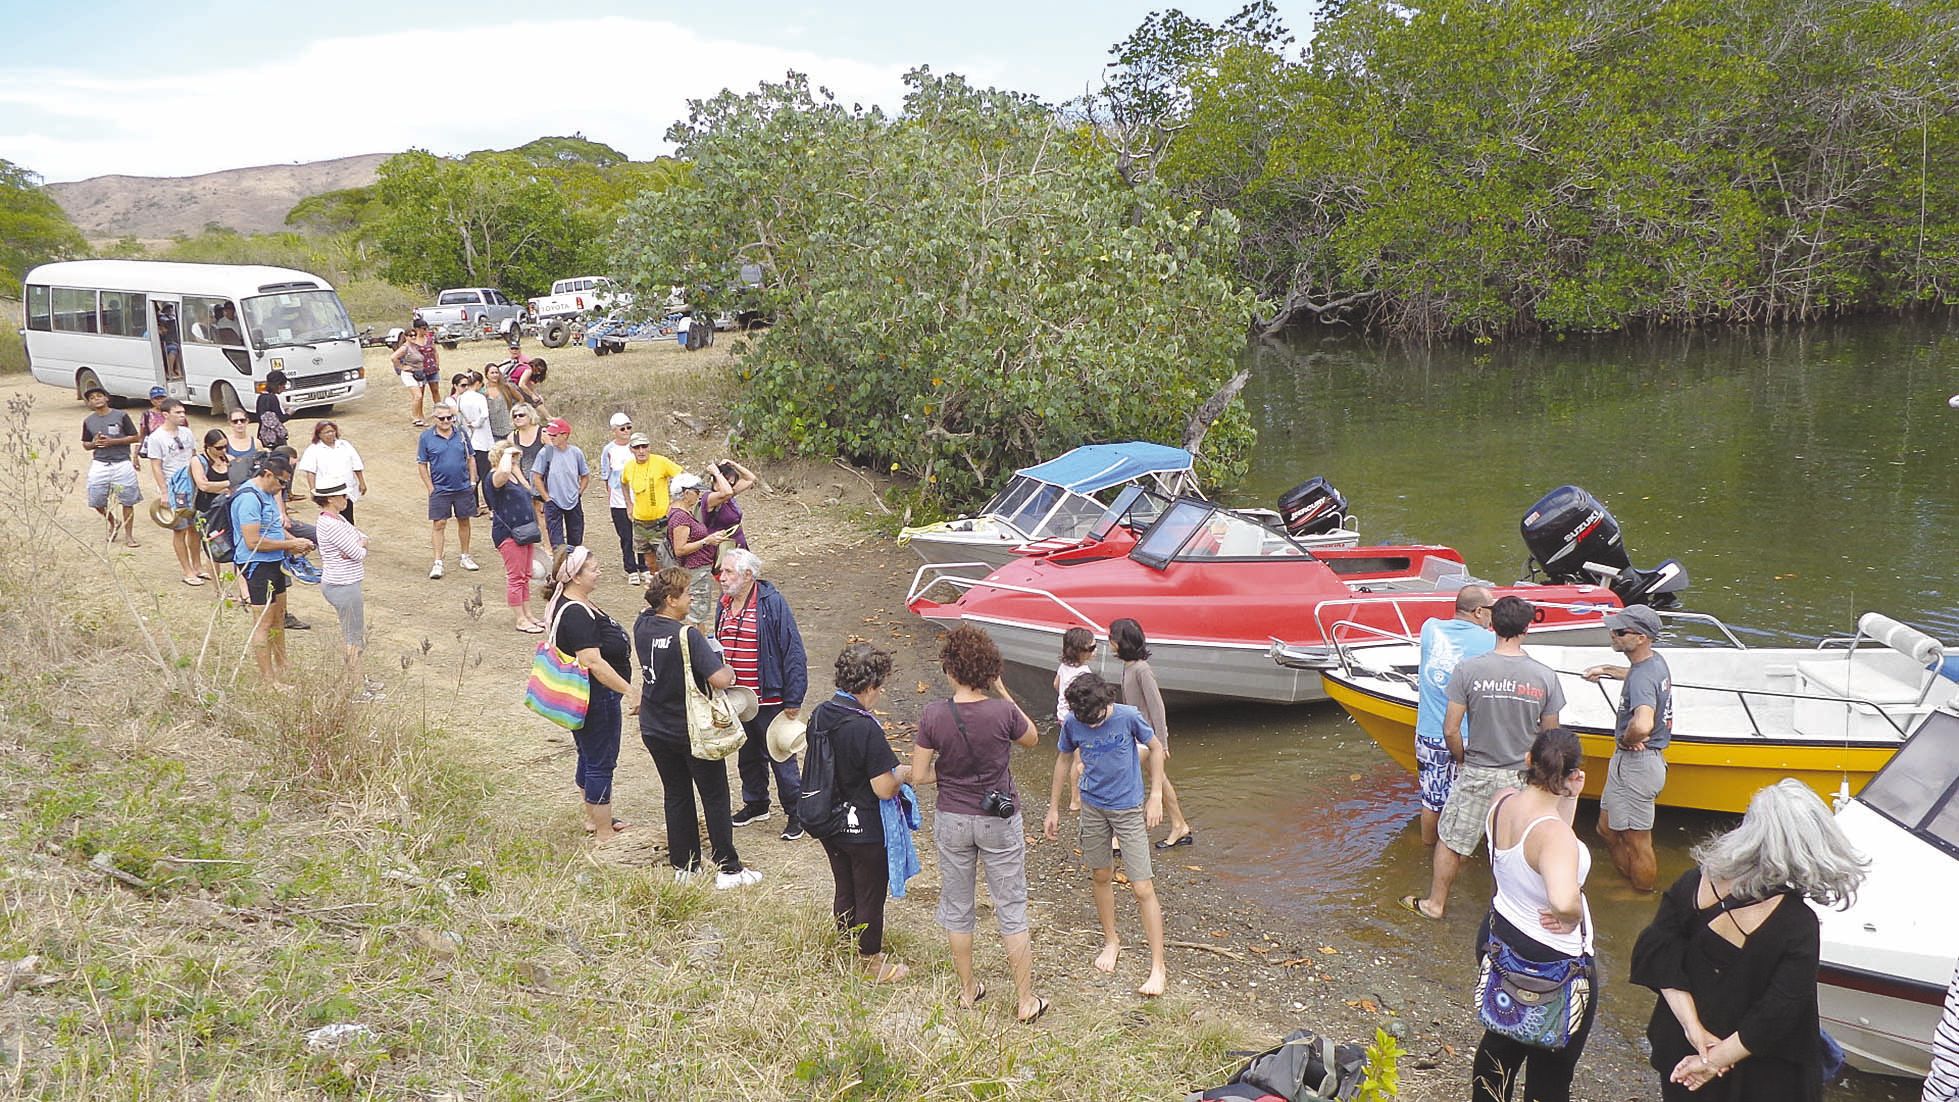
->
[[933, 811, 1029, 936], [427, 489, 475, 521]]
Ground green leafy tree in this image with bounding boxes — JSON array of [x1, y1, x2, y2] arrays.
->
[[0, 160, 87, 295], [1129, 0, 1959, 338], [612, 70, 1261, 506], [372, 150, 592, 296]]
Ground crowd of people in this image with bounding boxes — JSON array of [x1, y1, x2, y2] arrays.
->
[[1389, 589, 1903, 1102], [75, 373, 1959, 1094]]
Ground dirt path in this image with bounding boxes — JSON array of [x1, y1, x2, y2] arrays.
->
[[9, 344, 1665, 1100]]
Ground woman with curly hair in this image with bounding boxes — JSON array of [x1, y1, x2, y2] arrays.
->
[[1631, 779, 1868, 1101], [912, 625, 1047, 1022], [807, 642, 914, 981]]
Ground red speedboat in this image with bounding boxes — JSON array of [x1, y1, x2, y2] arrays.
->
[[906, 494, 1620, 705]]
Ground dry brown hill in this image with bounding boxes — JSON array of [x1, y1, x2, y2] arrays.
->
[[45, 154, 388, 240]]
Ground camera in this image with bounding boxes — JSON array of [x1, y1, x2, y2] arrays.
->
[[981, 789, 1017, 819]]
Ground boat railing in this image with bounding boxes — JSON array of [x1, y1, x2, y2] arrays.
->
[[1557, 669, 1917, 740], [903, 562, 1106, 632], [1302, 595, 1624, 670]]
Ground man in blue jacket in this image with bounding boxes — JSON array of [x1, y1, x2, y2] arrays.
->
[[715, 548, 810, 839]]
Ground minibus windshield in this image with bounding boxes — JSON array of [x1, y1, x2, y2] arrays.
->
[[243, 291, 356, 348]]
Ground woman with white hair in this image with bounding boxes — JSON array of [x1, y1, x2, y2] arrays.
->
[[1631, 779, 1868, 1101]]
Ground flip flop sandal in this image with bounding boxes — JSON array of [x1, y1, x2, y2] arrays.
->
[[182, 576, 205, 587], [1397, 894, 1442, 920], [582, 819, 629, 836], [961, 981, 986, 1009], [1017, 997, 1051, 1025], [1154, 832, 1196, 850]]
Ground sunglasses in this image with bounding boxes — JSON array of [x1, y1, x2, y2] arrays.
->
[[1610, 628, 1642, 637], [616, 424, 633, 429], [229, 417, 249, 424], [513, 412, 530, 419], [433, 415, 455, 422]]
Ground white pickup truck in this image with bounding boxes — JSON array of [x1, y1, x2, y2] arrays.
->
[[413, 288, 526, 345]]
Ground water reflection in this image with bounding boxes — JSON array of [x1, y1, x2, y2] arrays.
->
[[1234, 317, 1959, 642]]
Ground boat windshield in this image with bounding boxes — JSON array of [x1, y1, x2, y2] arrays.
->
[[1860, 708, 1959, 857], [1132, 501, 1309, 568], [981, 476, 1042, 522], [243, 290, 356, 348], [1090, 485, 1173, 541]]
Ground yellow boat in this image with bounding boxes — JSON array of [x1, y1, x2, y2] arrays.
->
[[1313, 616, 1957, 815]]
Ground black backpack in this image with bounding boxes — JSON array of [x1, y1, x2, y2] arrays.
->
[[198, 488, 238, 563], [1187, 1029, 1368, 1102], [795, 703, 854, 840]]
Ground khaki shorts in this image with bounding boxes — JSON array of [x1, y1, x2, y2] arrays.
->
[[1437, 763, 1519, 857], [631, 517, 669, 557], [1601, 748, 1666, 832], [1080, 802, 1152, 882]]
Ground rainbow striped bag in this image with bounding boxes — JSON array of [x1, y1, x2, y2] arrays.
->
[[524, 603, 590, 730]]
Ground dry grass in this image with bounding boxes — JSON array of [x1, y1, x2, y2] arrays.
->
[[0, 391, 1263, 1099]]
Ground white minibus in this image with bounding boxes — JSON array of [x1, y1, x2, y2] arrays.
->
[[20, 260, 368, 415]]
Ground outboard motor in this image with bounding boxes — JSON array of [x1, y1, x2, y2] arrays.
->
[[1277, 476, 1348, 537], [1521, 485, 1689, 609]]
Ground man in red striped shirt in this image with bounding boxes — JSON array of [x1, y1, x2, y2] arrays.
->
[[716, 548, 810, 840]]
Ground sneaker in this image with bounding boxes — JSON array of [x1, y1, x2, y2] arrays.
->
[[429, 559, 444, 579], [673, 867, 703, 884], [628, 571, 642, 587], [714, 867, 763, 891], [780, 822, 805, 842], [459, 553, 480, 572], [283, 613, 311, 630], [730, 804, 772, 828]]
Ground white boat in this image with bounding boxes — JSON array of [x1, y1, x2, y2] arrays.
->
[[1817, 702, 1959, 1079], [1304, 612, 1959, 812], [897, 441, 1359, 573]]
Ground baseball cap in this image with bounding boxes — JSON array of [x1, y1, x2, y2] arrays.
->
[[670, 473, 705, 495], [545, 418, 572, 436], [609, 411, 632, 428], [148, 385, 168, 398], [1603, 605, 1662, 640], [628, 432, 650, 447]]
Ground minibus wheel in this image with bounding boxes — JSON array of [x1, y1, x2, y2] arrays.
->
[[211, 382, 242, 417]]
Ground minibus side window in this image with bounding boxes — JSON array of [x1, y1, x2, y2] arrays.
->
[[25, 285, 50, 331], [51, 288, 97, 333]]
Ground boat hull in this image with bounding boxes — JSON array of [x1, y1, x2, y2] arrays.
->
[[944, 612, 1333, 703], [1321, 675, 1899, 814], [1815, 797, 1959, 1078]]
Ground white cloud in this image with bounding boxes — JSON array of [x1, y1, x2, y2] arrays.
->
[[0, 17, 919, 182]]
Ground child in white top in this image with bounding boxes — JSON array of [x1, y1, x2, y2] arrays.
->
[[1054, 626, 1097, 812]]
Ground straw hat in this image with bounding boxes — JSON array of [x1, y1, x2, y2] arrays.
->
[[723, 684, 760, 723], [148, 497, 191, 528], [766, 709, 809, 762]]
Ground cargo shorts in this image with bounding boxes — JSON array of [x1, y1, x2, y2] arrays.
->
[[1601, 747, 1667, 832]]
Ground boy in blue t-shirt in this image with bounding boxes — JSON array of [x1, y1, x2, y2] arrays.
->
[[1042, 673, 1169, 997]]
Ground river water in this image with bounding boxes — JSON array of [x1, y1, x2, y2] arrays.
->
[[1136, 318, 1955, 1098]]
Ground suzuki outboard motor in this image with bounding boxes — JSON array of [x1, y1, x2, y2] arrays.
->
[[1521, 485, 1688, 609], [1277, 476, 1349, 537]]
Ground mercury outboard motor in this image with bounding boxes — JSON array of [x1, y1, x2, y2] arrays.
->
[[1277, 476, 1349, 536], [1521, 485, 1688, 609]]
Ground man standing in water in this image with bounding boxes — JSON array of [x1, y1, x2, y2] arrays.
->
[[1400, 596, 1563, 919], [1412, 586, 1495, 847], [1584, 604, 1673, 891]]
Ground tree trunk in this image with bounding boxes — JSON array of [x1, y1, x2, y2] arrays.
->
[[1182, 367, 1251, 456]]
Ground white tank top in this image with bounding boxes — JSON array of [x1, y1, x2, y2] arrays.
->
[[1488, 800, 1593, 957]]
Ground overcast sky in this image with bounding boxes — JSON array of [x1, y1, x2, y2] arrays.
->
[[1, 0, 1306, 183]]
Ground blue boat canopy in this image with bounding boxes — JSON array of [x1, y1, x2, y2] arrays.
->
[[1016, 442, 1194, 495]]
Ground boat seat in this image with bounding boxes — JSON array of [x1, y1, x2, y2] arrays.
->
[[1792, 657, 1931, 742]]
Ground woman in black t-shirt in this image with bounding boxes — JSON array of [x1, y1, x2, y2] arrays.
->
[[545, 545, 634, 840], [633, 566, 761, 887], [808, 643, 912, 982]]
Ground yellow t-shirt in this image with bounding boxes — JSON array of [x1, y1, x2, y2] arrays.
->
[[623, 454, 685, 522]]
